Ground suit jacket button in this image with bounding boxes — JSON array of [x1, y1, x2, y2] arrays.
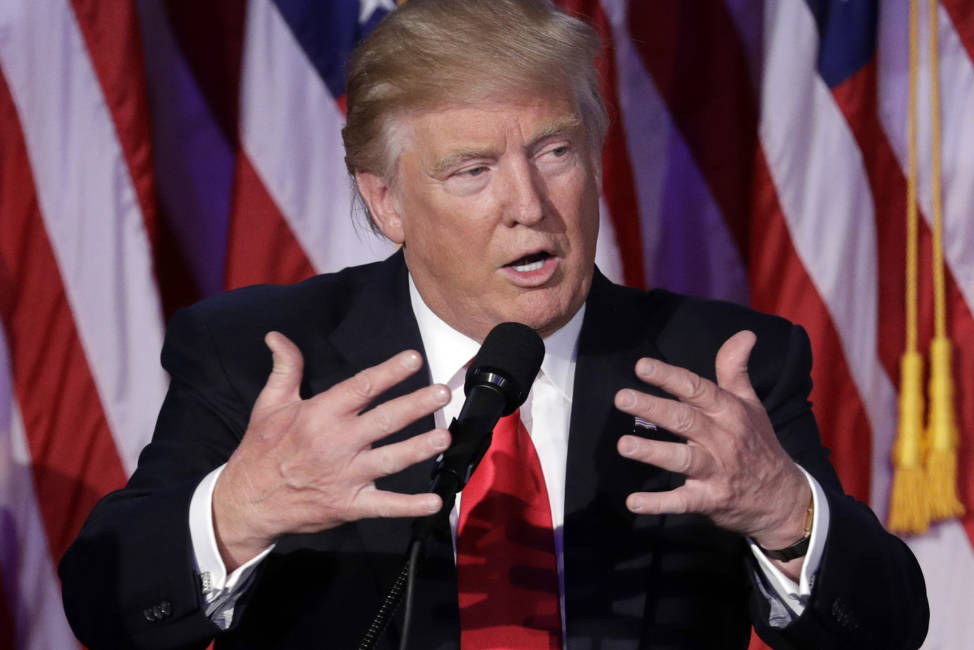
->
[[159, 600, 172, 617], [143, 608, 157, 622]]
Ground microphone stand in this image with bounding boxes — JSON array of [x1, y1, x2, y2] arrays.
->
[[355, 414, 494, 650]]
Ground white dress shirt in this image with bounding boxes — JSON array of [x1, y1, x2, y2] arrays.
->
[[188, 276, 830, 634]]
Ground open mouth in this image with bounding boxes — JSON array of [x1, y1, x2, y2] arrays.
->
[[506, 251, 552, 273]]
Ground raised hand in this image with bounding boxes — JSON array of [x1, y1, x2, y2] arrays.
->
[[614, 330, 812, 571], [212, 331, 451, 570]]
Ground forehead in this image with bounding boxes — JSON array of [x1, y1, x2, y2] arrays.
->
[[398, 93, 583, 162]]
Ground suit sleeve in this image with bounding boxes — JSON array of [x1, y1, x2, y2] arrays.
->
[[748, 324, 929, 650], [59, 305, 255, 650]]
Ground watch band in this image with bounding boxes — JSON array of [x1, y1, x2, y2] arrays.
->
[[759, 495, 814, 562], [759, 533, 811, 562]]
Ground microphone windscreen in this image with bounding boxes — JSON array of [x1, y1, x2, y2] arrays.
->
[[465, 322, 544, 411]]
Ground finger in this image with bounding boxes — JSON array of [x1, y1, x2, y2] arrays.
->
[[254, 331, 305, 410], [352, 488, 443, 520], [626, 486, 703, 516], [357, 428, 451, 480], [617, 435, 714, 477], [327, 350, 426, 415], [633, 356, 722, 411], [353, 383, 451, 445], [615, 388, 708, 442], [714, 330, 760, 404]]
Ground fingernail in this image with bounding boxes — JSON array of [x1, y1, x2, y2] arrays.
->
[[628, 496, 644, 513], [636, 358, 655, 377], [619, 436, 636, 456], [432, 385, 450, 404], [427, 497, 441, 514], [617, 390, 635, 409], [430, 431, 449, 450], [401, 351, 422, 370]]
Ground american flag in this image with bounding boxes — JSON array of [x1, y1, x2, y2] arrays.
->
[[1, 1, 971, 648]]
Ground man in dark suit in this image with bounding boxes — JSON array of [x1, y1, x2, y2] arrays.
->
[[60, 1, 928, 648]]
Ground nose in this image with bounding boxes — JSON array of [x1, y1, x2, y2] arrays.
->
[[502, 158, 546, 226]]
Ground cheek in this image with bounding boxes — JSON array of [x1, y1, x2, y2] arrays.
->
[[559, 178, 599, 237], [409, 219, 489, 277]]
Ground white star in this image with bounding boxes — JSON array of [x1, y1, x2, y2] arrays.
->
[[359, 0, 396, 25]]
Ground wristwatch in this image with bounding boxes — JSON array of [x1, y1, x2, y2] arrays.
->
[[759, 496, 814, 562]]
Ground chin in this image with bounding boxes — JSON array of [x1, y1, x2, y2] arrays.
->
[[511, 302, 578, 338], [490, 278, 587, 335]]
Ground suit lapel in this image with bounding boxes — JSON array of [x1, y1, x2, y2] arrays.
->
[[317, 251, 460, 648], [564, 270, 678, 648]]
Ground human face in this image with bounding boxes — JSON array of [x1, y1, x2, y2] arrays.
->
[[359, 94, 601, 342]]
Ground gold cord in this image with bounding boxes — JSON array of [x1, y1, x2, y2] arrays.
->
[[924, 0, 964, 522]]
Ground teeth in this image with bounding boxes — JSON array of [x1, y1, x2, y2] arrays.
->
[[513, 259, 545, 273]]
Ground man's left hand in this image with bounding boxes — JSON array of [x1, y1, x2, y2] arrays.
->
[[615, 330, 812, 564]]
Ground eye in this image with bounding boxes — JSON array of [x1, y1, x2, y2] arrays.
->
[[463, 166, 489, 177], [538, 142, 572, 162]]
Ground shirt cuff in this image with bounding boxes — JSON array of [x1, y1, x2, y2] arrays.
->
[[747, 465, 830, 622], [189, 464, 275, 630]]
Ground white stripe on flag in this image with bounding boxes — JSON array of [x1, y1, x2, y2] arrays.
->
[[0, 326, 79, 650], [908, 520, 974, 649], [240, 0, 396, 274], [0, 0, 166, 474], [758, 0, 898, 512], [595, 198, 624, 284]]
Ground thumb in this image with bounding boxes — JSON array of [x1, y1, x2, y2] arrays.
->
[[715, 330, 760, 403], [254, 331, 305, 410]]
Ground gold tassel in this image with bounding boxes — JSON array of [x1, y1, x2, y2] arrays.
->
[[889, 351, 930, 533], [925, 337, 965, 520]]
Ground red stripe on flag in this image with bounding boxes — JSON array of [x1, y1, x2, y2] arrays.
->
[[749, 148, 874, 503], [224, 153, 316, 289], [558, 0, 646, 288], [0, 68, 128, 563], [163, 0, 247, 146], [627, 0, 756, 264], [950, 286, 974, 544], [69, 0, 159, 244], [942, 0, 974, 68], [832, 61, 974, 544]]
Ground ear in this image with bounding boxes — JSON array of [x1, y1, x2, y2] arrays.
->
[[356, 171, 405, 244]]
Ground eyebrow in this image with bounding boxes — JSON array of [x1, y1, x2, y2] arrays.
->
[[429, 114, 583, 177], [528, 115, 583, 148], [430, 147, 499, 177]]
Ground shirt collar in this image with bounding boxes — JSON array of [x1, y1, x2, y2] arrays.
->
[[408, 275, 584, 400]]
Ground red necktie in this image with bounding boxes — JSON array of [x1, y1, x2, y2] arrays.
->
[[456, 409, 562, 649]]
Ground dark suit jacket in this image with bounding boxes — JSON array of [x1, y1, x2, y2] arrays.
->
[[60, 252, 928, 649]]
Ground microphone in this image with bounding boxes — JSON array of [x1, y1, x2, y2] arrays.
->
[[416, 322, 545, 537]]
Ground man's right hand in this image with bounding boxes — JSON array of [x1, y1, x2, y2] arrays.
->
[[212, 331, 451, 571]]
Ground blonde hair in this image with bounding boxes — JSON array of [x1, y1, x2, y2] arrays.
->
[[342, 0, 607, 228]]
